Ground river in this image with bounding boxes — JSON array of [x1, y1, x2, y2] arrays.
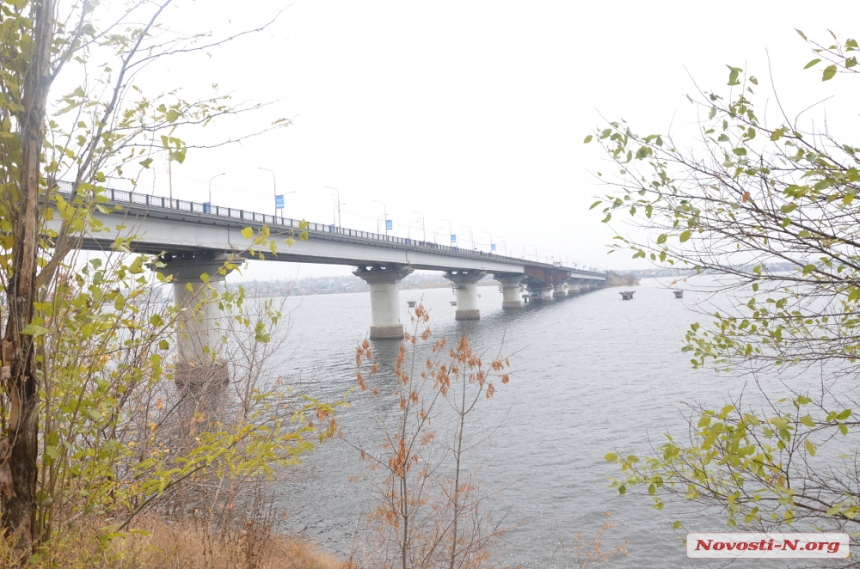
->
[[262, 276, 814, 567]]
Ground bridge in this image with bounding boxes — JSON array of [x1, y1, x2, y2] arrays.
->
[[60, 185, 606, 339], [54, 184, 605, 385]]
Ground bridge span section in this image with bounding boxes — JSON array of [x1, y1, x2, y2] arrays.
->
[[61, 189, 606, 339]]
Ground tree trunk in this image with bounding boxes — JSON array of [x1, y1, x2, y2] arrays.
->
[[0, 0, 55, 556]]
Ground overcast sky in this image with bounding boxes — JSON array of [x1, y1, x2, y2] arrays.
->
[[112, 1, 860, 281]]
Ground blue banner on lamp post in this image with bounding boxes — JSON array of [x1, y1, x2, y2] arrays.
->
[[491, 243, 496, 252], [275, 195, 284, 209], [386, 219, 393, 231], [203, 202, 211, 214], [451, 234, 457, 245]]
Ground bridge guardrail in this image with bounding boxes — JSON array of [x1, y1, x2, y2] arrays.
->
[[56, 181, 606, 278]]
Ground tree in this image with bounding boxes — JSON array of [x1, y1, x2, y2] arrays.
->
[[0, 0, 289, 559], [588, 29, 860, 555], [347, 305, 511, 569]]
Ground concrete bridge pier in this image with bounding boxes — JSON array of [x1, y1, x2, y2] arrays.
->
[[157, 253, 244, 391], [495, 274, 524, 309], [354, 265, 414, 339], [567, 283, 581, 294], [444, 270, 486, 320], [553, 282, 567, 298], [528, 285, 554, 302]]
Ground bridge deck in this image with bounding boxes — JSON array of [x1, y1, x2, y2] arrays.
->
[[59, 184, 605, 280]]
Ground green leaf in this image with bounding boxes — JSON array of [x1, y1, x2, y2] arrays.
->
[[241, 227, 254, 240], [727, 65, 742, 86], [796, 29, 807, 41], [770, 128, 785, 141], [679, 230, 691, 243], [822, 65, 838, 81], [21, 324, 51, 336], [803, 58, 821, 69], [800, 415, 815, 428], [589, 200, 602, 210], [44, 445, 61, 460], [583, 135, 593, 144], [604, 452, 618, 461]]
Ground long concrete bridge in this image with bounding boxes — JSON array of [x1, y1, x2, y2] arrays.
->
[[64, 185, 605, 338], [56, 185, 605, 385]]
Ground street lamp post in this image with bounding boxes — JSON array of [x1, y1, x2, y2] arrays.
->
[[325, 186, 342, 228], [462, 226, 475, 250], [497, 236, 507, 256], [208, 172, 225, 210], [374, 199, 388, 236], [482, 231, 493, 253], [412, 211, 426, 243], [441, 219, 453, 246], [333, 203, 348, 226], [258, 167, 278, 216]]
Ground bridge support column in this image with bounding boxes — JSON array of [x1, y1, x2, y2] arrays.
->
[[528, 285, 554, 302], [157, 253, 243, 391], [567, 283, 581, 294], [354, 265, 414, 339], [553, 282, 567, 298], [444, 270, 485, 320], [495, 274, 524, 309]]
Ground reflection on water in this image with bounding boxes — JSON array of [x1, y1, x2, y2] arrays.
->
[[264, 278, 817, 567]]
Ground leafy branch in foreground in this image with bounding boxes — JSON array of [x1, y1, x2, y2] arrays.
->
[[588, 28, 860, 561], [0, 0, 289, 559]]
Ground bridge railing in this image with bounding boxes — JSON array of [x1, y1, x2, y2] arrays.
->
[[55, 181, 606, 277]]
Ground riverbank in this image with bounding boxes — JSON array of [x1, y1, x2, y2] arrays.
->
[[26, 517, 347, 569]]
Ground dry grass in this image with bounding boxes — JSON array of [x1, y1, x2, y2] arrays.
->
[[3, 517, 347, 569], [120, 518, 347, 569]]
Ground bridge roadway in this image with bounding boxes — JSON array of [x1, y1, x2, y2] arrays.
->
[[58, 186, 605, 344]]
